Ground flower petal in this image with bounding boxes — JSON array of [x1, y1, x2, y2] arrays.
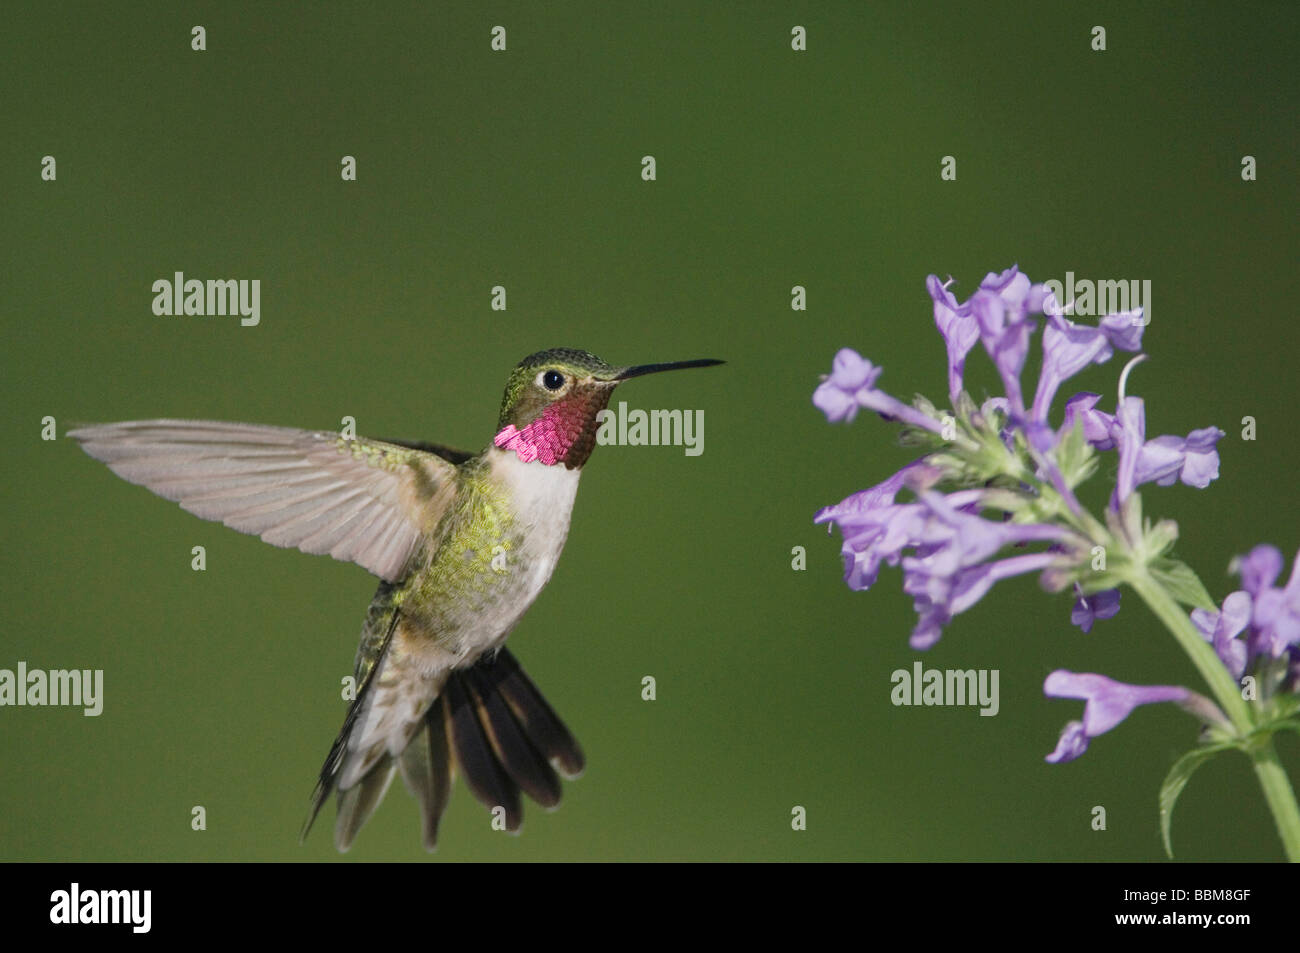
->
[[928, 274, 979, 404], [1071, 588, 1121, 633], [1044, 670, 1187, 737], [1179, 428, 1223, 488], [1045, 720, 1090, 763], [1235, 544, 1283, 596]]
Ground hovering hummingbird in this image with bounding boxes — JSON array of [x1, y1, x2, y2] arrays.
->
[[69, 348, 722, 851]]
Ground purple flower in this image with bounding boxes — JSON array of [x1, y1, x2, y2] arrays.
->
[[1112, 395, 1147, 508], [980, 265, 1049, 315], [815, 460, 925, 525], [1045, 721, 1090, 763], [1234, 544, 1284, 598], [817, 471, 1078, 649], [1235, 545, 1300, 658], [1031, 313, 1144, 425], [897, 491, 1075, 648], [1135, 428, 1225, 489], [813, 349, 881, 423], [816, 484, 982, 595], [1190, 591, 1251, 680], [964, 266, 1052, 417], [928, 275, 979, 405], [1187, 549, 1300, 677], [814, 462, 934, 591], [1059, 393, 1116, 450], [1111, 394, 1224, 509], [1071, 587, 1121, 633], [814, 349, 945, 435], [907, 550, 1062, 650], [1044, 671, 1189, 763], [812, 266, 1300, 840], [971, 289, 1034, 415]]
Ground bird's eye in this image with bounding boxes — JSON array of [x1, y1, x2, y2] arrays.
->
[[542, 370, 565, 391]]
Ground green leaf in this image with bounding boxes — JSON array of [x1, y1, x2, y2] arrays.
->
[[1159, 744, 1234, 858], [1148, 557, 1216, 610]]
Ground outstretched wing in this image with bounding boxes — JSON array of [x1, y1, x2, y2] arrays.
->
[[69, 419, 463, 582]]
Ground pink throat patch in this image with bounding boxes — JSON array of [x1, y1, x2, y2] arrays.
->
[[494, 402, 583, 465]]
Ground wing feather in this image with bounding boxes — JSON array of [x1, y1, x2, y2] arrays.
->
[[69, 419, 464, 582]]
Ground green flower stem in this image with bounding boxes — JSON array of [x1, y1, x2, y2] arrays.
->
[[1250, 741, 1300, 862], [1129, 569, 1300, 861], [1127, 571, 1250, 726]]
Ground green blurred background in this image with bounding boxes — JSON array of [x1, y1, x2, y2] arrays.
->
[[3, 2, 1297, 861]]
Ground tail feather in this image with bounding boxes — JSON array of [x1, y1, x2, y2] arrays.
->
[[445, 675, 523, 831], [484, 649, 585, 778], [397, 697, 453, 851], [301, 645, 582, 850], [300, 608, 401, 846], [464, 667, 562, 807], [334, 761, 396, 851]]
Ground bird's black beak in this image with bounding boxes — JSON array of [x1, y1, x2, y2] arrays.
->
[[607, 359, 725, 382]]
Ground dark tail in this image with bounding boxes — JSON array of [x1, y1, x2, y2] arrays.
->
[[302, 647, 585, 852]]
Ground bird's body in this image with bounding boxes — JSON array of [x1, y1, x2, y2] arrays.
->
[[323, 447, 584, 847], [403, 448, 581, 662], [69, 348, 720, 850]]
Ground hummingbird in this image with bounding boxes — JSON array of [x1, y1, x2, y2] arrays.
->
[[69, 348, 722, 851]]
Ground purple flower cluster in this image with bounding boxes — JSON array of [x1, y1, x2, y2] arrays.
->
[[814, 265, 1241, 763], [920, 266, 1139, 429], [1196, 545, 1300, 678], [1046, 546, 1300, 763], [814, 266, 1224, 643], [814, 465, 1079, 650]]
